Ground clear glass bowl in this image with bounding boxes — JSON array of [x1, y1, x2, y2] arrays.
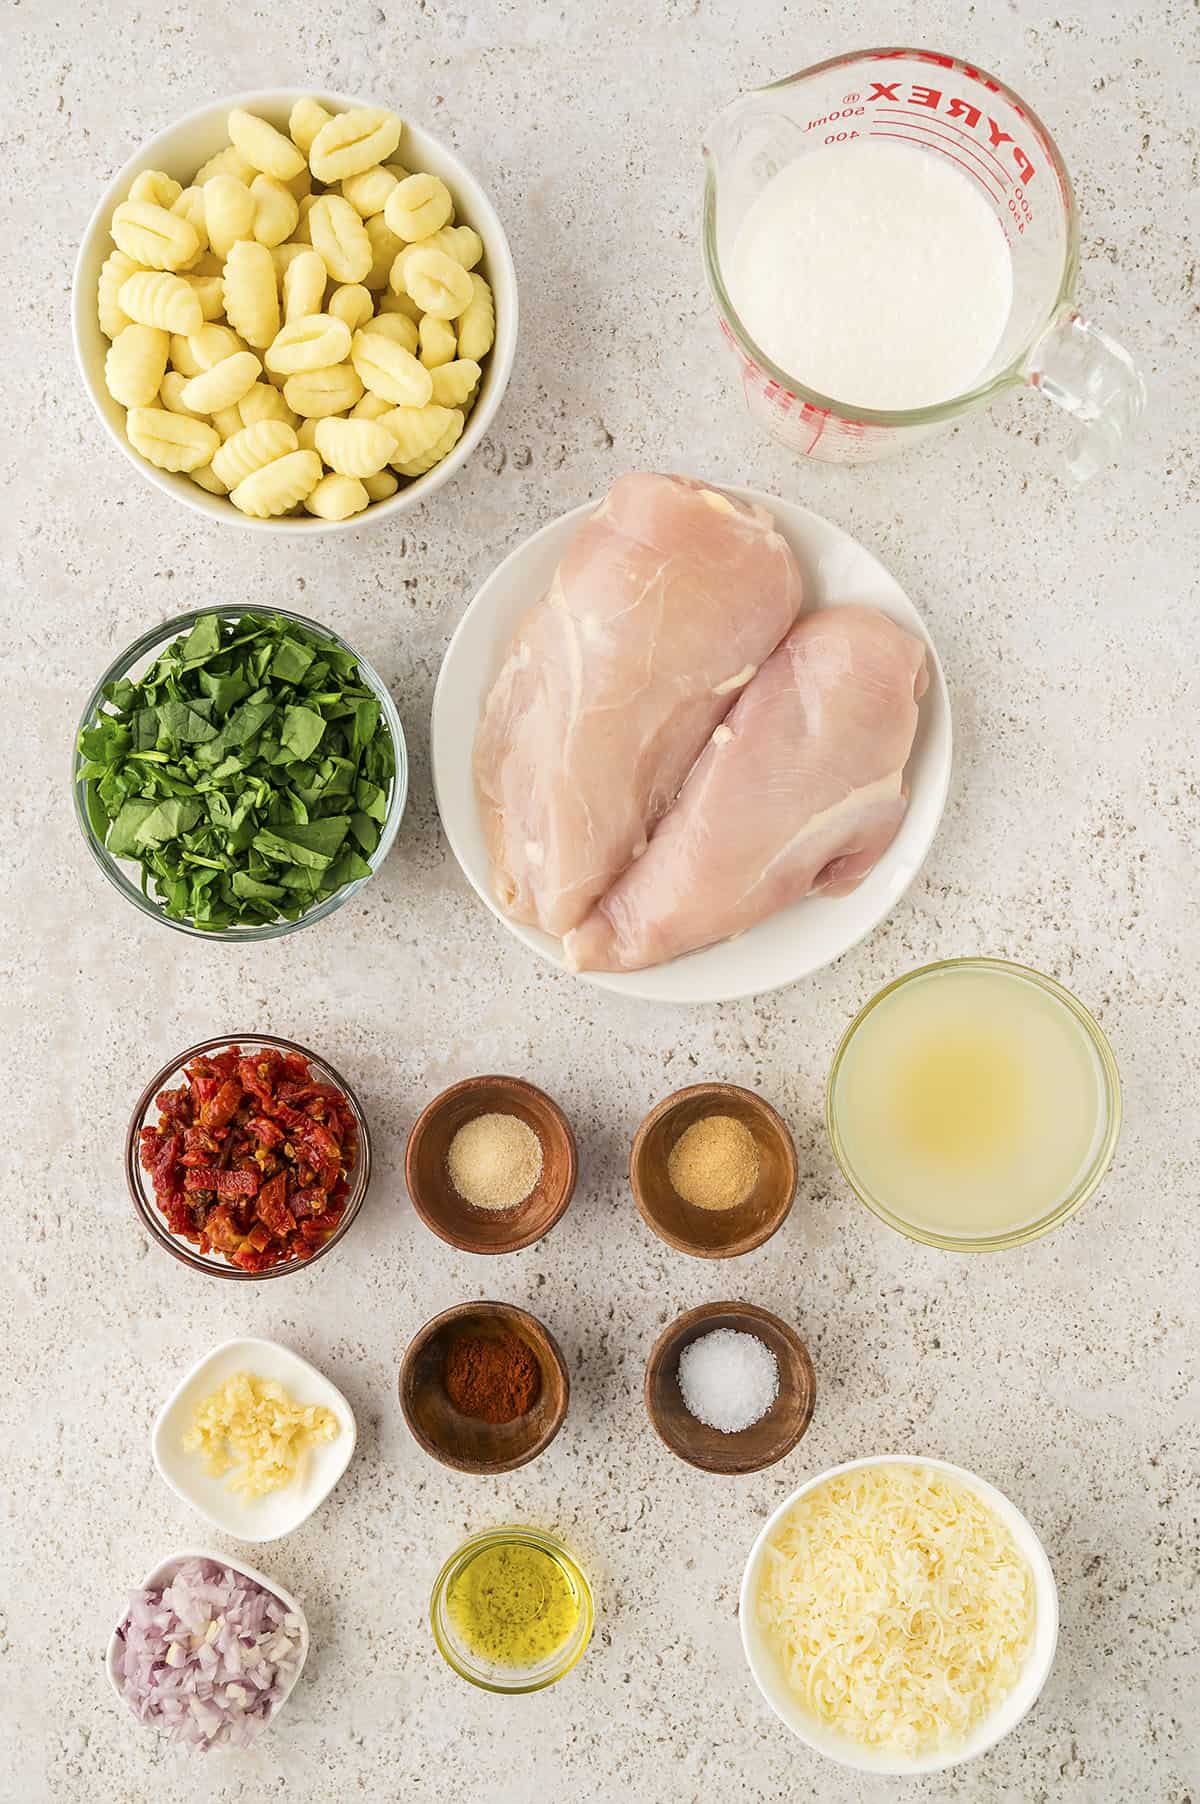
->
[[430, 1527, 594, 1694], [826, 957, 1122, 1251], [73, 604, 407, 940], [126, 1034, 372, 1281]]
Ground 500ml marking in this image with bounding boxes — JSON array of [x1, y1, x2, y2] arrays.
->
[[807, 105, 865, 128]]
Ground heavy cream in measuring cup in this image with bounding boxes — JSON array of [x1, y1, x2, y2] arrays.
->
[[728, 138, 1014, 411]]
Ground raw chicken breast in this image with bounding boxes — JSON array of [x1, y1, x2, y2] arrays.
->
[[474, 473, 804, 936], [563, 606, 928, 972]]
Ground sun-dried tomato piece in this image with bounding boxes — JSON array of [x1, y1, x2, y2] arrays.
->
[[163, 1196, 194, 1235], [199, 1077, 243, 1129], [237, 1054, 282, 1104], [203, 1204, 243, 1252], [154, 1085, 192, 1121], [183, 1167, 220, 1192], [217, 1168, 259, 1198], [277, 1081, 346, 1106], [232, 1244, 274, 1272], [146, 1131, 180, 1189], [184, 1166, 258, 1198], [257, 1170, 287, 1212], [267, 1099, 309, 1133], [249, 1115, 285, 1149], [300, 1120, 342, 1163], [299, 1206, 344, 1242], [258, 1189, 296, 1237]]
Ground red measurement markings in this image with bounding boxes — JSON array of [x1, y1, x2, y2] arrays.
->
[[874, 108, 1013, 185], [867, 130, 1005, 205]]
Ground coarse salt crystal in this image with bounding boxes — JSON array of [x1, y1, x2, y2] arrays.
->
[[677, 1328, 779, 1433]]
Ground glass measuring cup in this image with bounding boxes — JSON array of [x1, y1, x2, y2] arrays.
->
[[703, 48, 1145, 476]]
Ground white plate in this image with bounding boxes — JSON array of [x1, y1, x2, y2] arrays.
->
[[106, 1546, 309, 1730], [152, 1337, 356, 1543], [431, 484, 953, 1003], [739, 1455, 1059, 1775]]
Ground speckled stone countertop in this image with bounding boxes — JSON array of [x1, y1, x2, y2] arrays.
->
[[3, 1, 1197, 1800]]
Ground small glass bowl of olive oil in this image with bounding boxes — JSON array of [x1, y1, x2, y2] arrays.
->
[[430, 1527, 594, 1693]]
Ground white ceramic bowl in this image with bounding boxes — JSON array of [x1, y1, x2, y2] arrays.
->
[[152, 1337, 356, 1541], [739, 1455, 1059, 1776], [432, 485, 952, 1004], [106, 1547, 310, 1734], [73, 88, 517, 533]]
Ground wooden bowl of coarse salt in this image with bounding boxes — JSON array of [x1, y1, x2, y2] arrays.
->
[[645, 1300, 816, 1474], [404, 1075, 577, 1254], [630, 1083, 796, 1258]]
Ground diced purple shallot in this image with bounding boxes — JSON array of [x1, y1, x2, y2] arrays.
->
[[111, 1558, 303, 1752]]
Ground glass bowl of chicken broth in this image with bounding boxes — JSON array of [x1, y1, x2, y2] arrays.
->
[[826, 958, 1121, 1250]]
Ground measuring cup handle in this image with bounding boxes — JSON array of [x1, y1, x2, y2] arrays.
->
[[1027, 310, 1147, 483]]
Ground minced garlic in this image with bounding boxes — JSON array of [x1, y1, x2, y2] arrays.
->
[[183, 1371, 339, 1501]]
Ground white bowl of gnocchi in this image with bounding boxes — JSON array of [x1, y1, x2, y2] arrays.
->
[[73, 89, 516, 531]]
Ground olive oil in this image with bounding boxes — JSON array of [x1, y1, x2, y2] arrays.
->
[[445, 1539, 582, 1672], [830, 961, 1118, 1244]]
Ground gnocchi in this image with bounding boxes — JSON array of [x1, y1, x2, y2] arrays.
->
[[309, 107, 403, 183], [402, 247, 474, 319], [222, 240, 280, 349], [282, 249, 329, 322], [266, 313, 352, 376], [308, 194, 372, 284], [283, 362, 364, 418], [105, 324, 169, 408], [250, 174, 300, 248], [304, 471, 370, 520], [211, 419, 299, 489], [314, 416, 397, 477], [350, 328, 432, 406], [384, 172, 453, 242], [118, 270, 203, 334], [230, 448, 323, 517], [179, 349, 261, 413], [126, 407, 220, 472], [93, 95, 497, 517], [98, 249, 143, 339], [111, 199, 199, 271], [205, 173, 255, 260]]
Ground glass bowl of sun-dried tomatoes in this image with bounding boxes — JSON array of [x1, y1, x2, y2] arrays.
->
[[126, 1035, 371, 1279]]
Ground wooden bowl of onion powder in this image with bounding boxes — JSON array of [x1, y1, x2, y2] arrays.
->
[[630, 1083, 796, 1258], [405, 1075, 577, 1253]]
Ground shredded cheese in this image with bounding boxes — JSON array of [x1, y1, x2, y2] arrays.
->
[[183, 1371, 339, 1501], [755, 1463, 1034, 1757]]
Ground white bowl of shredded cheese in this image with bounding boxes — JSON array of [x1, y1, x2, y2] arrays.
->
[[739, 1455, 1058, 1775]]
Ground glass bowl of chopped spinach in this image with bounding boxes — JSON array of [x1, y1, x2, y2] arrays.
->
[[73, 606, 406, 937]]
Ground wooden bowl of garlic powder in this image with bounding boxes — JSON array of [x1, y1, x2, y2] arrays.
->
[[630, 1082, 797, 1258], [405, 1075, 577, 1254]]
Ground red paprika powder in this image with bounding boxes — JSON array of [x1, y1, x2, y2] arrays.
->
[[444, 1330, 541, 1424]]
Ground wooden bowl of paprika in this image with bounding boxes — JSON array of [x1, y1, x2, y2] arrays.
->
[[399, 1300, 569, 1473]]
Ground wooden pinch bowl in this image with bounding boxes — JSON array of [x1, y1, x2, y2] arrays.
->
[[644, 1301, 816, 1475], [405, 1075, 577, 1254], [630, 1083, 796, 1258], [400, 1300, 569, 1474]]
